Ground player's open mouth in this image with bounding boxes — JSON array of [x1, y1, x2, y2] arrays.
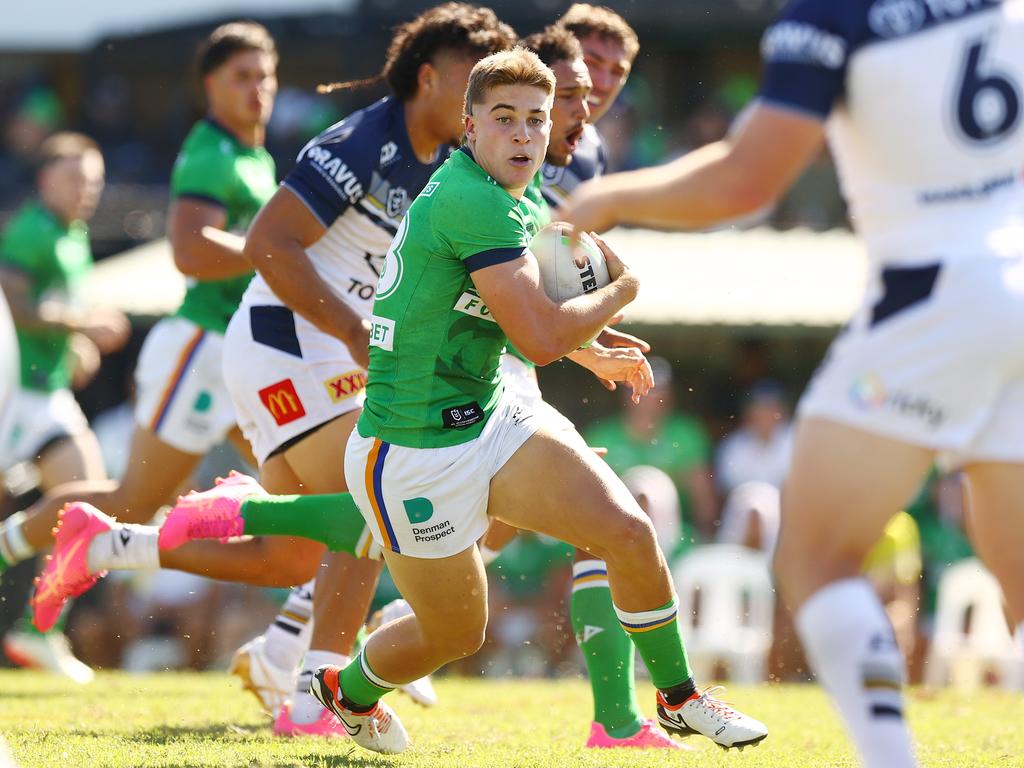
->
[[509, 154, 532, 167], [564, 125, 585, 151]]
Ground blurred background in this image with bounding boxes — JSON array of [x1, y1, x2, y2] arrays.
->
[[0, 0, 1003, 691]]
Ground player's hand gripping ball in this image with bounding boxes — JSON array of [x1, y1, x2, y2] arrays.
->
[[529, 222, 610, 301]]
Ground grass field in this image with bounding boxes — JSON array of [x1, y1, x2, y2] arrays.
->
[[1, 672, 1022, 767]]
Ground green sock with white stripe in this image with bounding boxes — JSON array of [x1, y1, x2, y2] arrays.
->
[[239, 494, 370, 555], [570, 559, 644, 738], [615, 598, 694, 692], [338, 648, 396, 710], [0, 512, 35, 571]]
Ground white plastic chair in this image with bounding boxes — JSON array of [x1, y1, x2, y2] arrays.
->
[[926, 558, 1021, 689], [671, 544, 774, 684]]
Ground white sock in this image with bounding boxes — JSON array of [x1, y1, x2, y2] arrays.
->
[[86, 525, 161, 572], [263, 580, 315, 671], [0, 512, 35, 565], [292, 649, 349, 724], [796, 578, 917, 768]]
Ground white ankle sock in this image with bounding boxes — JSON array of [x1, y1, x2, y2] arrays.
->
[[86, 525, 161, 572], [796, 578, 917, 768], [0, 512, 34, 565], [263, 580, 315, 671], [292, 649, 350, 724]]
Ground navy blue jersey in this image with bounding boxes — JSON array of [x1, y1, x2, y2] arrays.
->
[[539, 124, 607, 207], [758, 0, 1024, 265], [246, 97, 448, 316]]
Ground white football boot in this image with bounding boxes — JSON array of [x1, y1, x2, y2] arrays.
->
[[229, 635, 294, 718], [656, 686, 768, 749], [3, 630, 94, 684], [310, 665, 408, 754]]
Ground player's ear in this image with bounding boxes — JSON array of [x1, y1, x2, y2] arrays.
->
[[417, 61, 436, 95], [464, 112, 476, 142]]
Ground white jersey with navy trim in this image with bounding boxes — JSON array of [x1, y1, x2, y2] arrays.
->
[[760, 0, 1024, 266], [242, 97, 447, 320], [539, 124, 607, 208]]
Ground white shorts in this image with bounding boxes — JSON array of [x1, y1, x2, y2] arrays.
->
[[500, 354, 574, 432], [0, 387, 89, 469], [345, 387, 539, 559], [224, 303, 366, 465], [798, 256, 1024, 464], [134, 317, 237, 456]]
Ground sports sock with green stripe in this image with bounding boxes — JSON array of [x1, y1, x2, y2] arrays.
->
[[240, 493, 368, 555], [338, 649, 396, 711], [615, 598, 694, 693], [570, 559, 644, 737]]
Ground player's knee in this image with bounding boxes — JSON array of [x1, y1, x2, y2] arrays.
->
[[425, 613, 487, 661], [605, 510, 658, 566]]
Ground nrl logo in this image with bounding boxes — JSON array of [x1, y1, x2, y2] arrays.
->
[[386, 187, 408, 218]]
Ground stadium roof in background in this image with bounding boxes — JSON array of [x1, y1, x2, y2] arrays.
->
[[83, 227, 866, 329], [0, 0, 357, 51]]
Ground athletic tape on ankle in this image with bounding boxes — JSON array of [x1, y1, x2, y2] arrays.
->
[[614, 599, 678, 634], [572, 559, 609, 592], [1, 512, 33, 561]]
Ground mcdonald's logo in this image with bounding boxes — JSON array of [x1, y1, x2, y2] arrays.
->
[[258, 379, 306, 426]]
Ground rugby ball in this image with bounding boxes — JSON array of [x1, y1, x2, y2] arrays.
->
[[529, 222, 610, 302]]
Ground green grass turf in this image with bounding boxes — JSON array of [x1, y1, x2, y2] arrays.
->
[[1, 672, 1022, 767]]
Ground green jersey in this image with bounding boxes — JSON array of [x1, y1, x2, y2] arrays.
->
[[358, 148, 545, 448], [170, 119, 277, 334], [0, 202, 91, 391]]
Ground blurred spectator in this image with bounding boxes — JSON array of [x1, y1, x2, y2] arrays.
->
[[716, 379, 792, 495], [0, 86, 64, 206], [585, 357, 717, 539], [863, 512, 923, 665], [621, 464, 690, 563], [482, 534, 574, 677], [718, 480, 780, 555]]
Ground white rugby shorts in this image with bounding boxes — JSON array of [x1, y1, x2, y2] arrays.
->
[[223, 303, 366, 465], [134, 317, 237, 455], [798, 256, 1024, 464], [344, 387, 538, 559], [0, 387, 89, 470], [500, 353, 574, 432]]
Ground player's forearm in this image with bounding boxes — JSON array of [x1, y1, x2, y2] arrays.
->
[[596, 142, 773, 230], [534, 276, 639, 364], [248, 237, 364, 347], [171, 227, 251, 280]]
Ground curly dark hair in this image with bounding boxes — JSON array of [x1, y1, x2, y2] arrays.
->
[[319, 3, 516, 98]]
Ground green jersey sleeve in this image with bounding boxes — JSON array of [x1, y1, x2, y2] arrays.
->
[[0, 207, 56, 290], [170, 141, 236, 208], [435, 171, 531, 271]]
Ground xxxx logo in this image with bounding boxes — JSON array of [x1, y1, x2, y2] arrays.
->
[[324, 370, 367, 403], [258, 379, 306, 426]]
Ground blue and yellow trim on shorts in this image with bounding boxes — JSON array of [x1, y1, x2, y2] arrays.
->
[[364, 438, 400, 553]]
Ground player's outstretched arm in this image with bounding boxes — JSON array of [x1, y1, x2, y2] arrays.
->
[[559, 102, 825, 234], [243, 186, 370, 367], [167, 198, 252, 280], [472, 237, 638, 366]]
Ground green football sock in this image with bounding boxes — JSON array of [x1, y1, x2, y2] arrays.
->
[[240, 493, 369, 555], [338, 649, 395, 710], [615, 598, 693, 691], [571, 559, 644, 738]]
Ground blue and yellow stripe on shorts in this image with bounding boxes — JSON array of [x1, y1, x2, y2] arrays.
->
[[364, 438, 400, 553]]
